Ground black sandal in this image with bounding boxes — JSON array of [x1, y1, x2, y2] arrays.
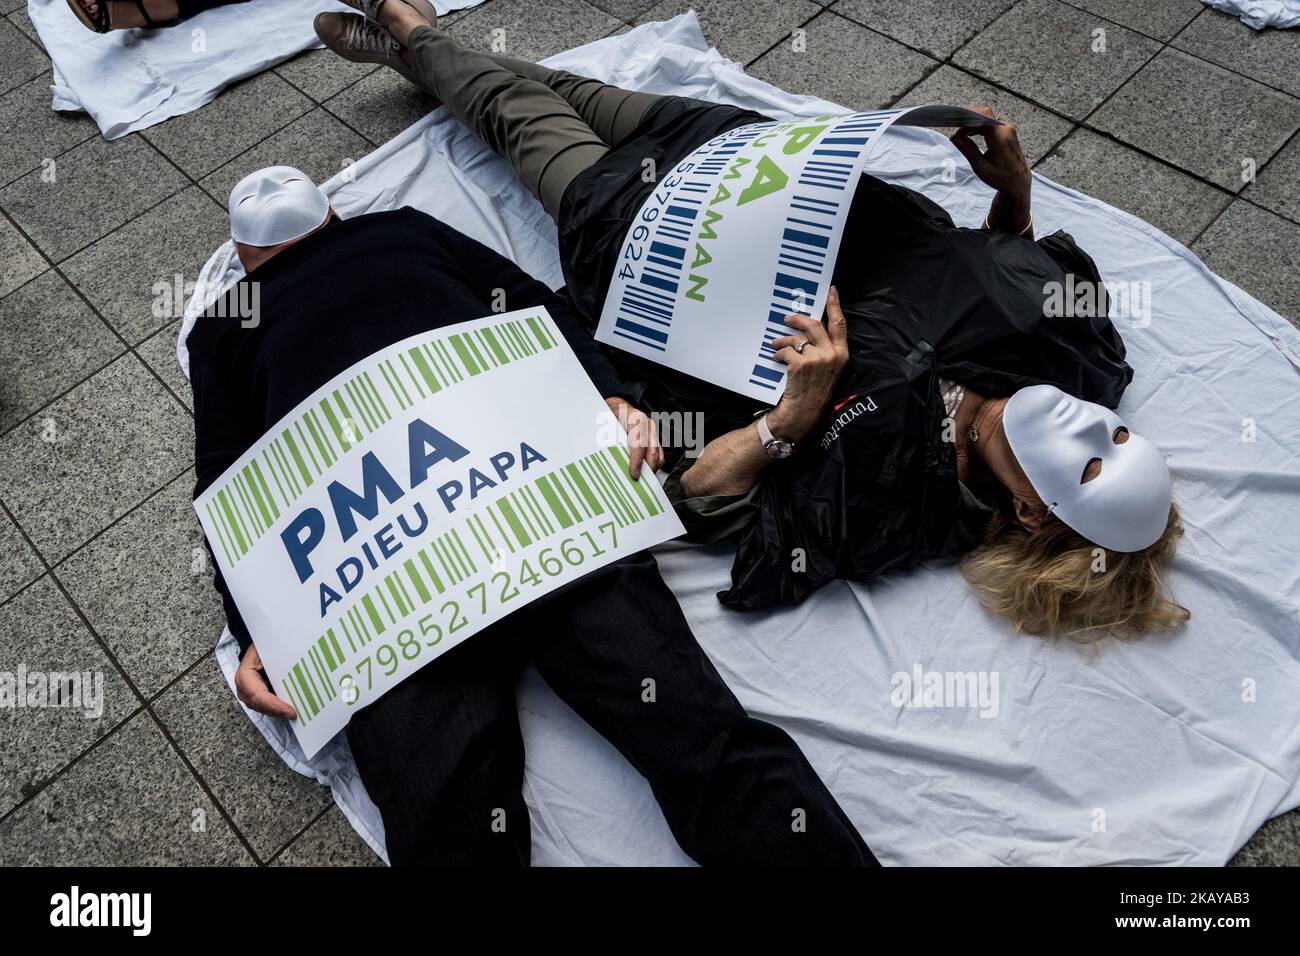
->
[[66, 0, 180, 33]]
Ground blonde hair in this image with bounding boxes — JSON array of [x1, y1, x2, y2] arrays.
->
[[961, 503, 1189, 640]]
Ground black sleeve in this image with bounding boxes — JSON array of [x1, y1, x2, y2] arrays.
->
[[190, 341, 257, 658], [422, 213, 634, 401]]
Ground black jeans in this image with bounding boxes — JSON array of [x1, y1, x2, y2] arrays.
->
[[345, 551, 877, 866]]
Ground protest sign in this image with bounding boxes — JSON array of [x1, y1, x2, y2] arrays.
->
[[195, 307, 685, 757], [596, 105, 997, 402]]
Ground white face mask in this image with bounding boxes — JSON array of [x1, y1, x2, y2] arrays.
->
[[1003, 384, 1172, 553], [228, 165, 330, 247]]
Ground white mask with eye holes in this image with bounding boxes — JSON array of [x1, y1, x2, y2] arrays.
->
[[228, 165, 330, 247], [1003, 384, 1172, 553]]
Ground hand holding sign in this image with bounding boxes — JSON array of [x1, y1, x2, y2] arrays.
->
[[767, 286, 851, 442], [236, 644, 296, 720], [949, 105, 1030, 197], [607, 397, 664, 479]]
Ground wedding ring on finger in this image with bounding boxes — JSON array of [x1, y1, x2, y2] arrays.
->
[[793, 338, 809, 354]]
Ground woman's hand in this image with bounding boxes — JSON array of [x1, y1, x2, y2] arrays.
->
[[235, 644, 297, 720], [766, 286, 851, 441], [950, 105, 1033, 235], [606, 397, 664, 479], [950, 105, 1031, 195]]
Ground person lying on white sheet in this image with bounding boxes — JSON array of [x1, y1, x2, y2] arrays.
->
[[65, 0, 252, 32], [187, 164, 879, 867], [319, 1, 1190, 642]]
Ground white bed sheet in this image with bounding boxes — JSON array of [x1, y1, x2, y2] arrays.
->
[[27, 0, 485, 139], [185, 12, 1300, 866], [1202, 0, 1300, 29]]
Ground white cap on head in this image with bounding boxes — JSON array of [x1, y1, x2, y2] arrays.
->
[[228, 165, 330, 247], [1003, 384, 1172, 553]]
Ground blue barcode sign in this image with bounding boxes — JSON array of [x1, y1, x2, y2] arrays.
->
[[595, 108, 914, 402]]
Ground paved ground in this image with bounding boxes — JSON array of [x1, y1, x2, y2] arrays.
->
[[0, 0, 1296, 866]]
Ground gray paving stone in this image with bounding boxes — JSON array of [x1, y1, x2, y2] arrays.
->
[[1062, 0, 1203, 41], [1, 1, 28, 17], [0, 72, 98, 188], [0, 16, 46, 96], [6, 5, 38, 46], [0, 133, 187, 262], [637, 0, 823, 64], [324, 64, 441, 147], [1035, 128, 1233, 245], [199, 108, 373, 208], [748, 11, 936, 110], [142, 70, 314, 179], [586, 0, 660, 21], [154, 659, 333, 861], [833, 0, 1014, 59], [0, 354, 193, 563], [1192, 200, 1300, 325], [56, 472, 223, 698], [1090, 48, 1300, 192], [0, 211, 47, 298], [60, 186, 228, 346], [1231, 809, 1300, 866], [0, 709, 253, 865], [0, 576, 137, 817], [0, 270, 122, 433], [1174, 7, 1300, 98], [137, 318, 193, 410], [428, 4, 476, 29], [953, 0, 1159, 119], [1246, 135, 1300, 225], [276, 47, 381, 104], [275, 806, 383, 867], [896, 64, 1075, 165], [450, 0, 622, 61], [0, 510, 42, 603]]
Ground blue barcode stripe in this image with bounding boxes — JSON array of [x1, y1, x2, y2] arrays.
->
[[783, 227, 829, 249]]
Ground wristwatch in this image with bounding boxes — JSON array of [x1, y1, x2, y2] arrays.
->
[[756, 413, 796, 459]]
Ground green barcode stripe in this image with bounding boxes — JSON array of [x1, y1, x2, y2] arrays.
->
[[509, 491, 542, 546], [416, 550, 444, 595], [263, 450, 289, 512], [379, 361, 406, 411], [205, 500, 234, 566], [404, 558, 432, 603], [595, 450, 644, 522], [582, 458, 628, 527]]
